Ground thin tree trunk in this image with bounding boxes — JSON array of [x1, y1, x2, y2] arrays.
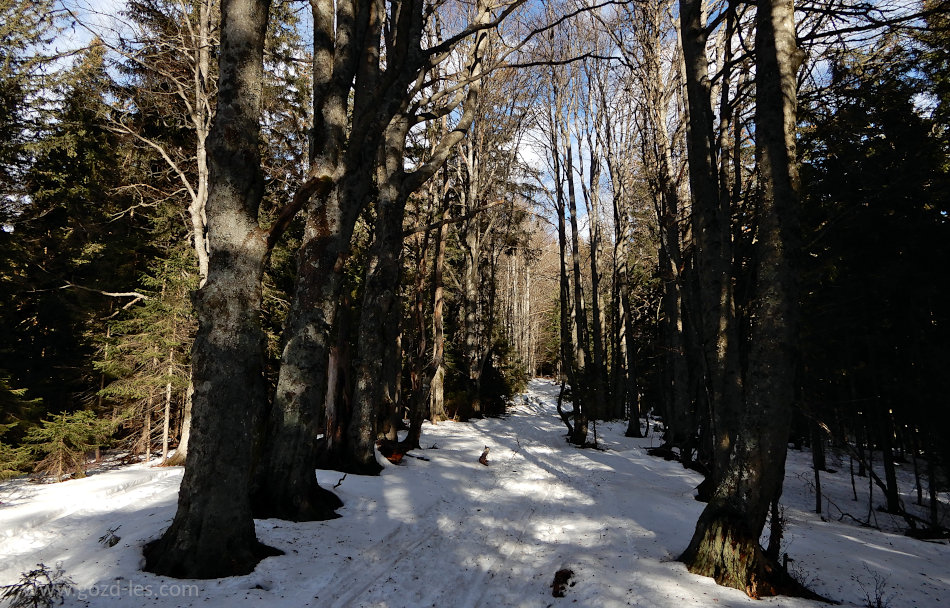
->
[[162, 383, 191, 466], [586, 138, 608, 420], [406, 233, 429, 448], [161, 350, 174, 462], [565, 139, 590, 445], [430, 204, 449, 423], [928, 437, 939, 529], [143, 387, 153, 464]]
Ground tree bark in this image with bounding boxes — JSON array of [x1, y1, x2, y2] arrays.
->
[[250, 0, 375, 514], [162, 383, 191, 466], [161, 350, 174, 461], [681, 0, 805, 595], [584, 136, 608, 420], [565, 139, 591, 445], [631, 0, 691, 450], [347, 114, 411, 474], [678, 0, 742, 489], [430, 204, 450, 423], [144, 0, 281, 576]]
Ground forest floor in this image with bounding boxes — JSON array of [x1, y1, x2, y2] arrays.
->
[[1, 379, 948, 607]]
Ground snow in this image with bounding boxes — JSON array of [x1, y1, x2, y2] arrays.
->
[[1, 378, 947, 607]]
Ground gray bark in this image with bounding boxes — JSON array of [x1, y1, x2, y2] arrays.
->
[[583, 133, 608, 420], [250, 0, 378, 509], [430, 204, 450, 423], [348, 114, 411, 473], [565, 139, 590, 445], [677, 0, 742, 489], [144, 0, 280, 576], [625, 0, 692, 449], [680, 0, 806, 595], [348, 4, 490, 464], [162, 384, 191, 466], [255, 0, 496, 490]]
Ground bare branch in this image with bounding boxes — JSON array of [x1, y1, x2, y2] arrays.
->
[[403, 199, 507, 238], [264, 174, 335, 253]]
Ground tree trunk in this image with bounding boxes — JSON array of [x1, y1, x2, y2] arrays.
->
[[189, 0, 213, 287], [406, 243, 428, 448], [460, 162, 484, 417], [249, 0, 378, 513], [430, 205, 449, 423], [161, 351, 174, 461], [585, 139, 608, 420], [640, 5, 692, 452], [678, 0, 742, 489], [162, 383, 191, 466], [347, 115, 412, 474], [142, 389, 153, 464], [564, 138, 590, 445], [681, 0, 804, 595], [250, 178, 357, 516], [143, 0, 281, 577]]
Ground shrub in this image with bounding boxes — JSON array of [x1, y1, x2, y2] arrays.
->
[[0, 563, 74, 608]]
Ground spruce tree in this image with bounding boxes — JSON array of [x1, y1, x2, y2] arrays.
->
[[23, 410, 114, 481], [97, 249, 196, 461], [3, 41, 145, 414]]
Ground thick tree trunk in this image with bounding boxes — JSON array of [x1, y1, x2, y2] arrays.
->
[[681, 0, 804, 596], [347, 116, 411, 474], [250, 0, 378, 510], [250, 179, 358, 516], [678, 0, 742, 489], [144, 0, 280, 575]]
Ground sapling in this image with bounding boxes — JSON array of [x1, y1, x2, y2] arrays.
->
[[0, 563, 74, 608]]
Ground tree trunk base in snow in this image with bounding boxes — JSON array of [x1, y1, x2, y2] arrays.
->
[[315, 440, 384, 476], [624, 416, 644, 438], [570, 414, 588, 446], [159, 451, 186, 467], [680, 511, 831, 601], [143, 524, 282, 579]]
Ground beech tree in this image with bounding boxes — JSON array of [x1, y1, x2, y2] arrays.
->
[[680, 0, 810, 595], [143, 0, 279, 577], [145, 0, 529, 574], [251, 0, 516, 519]]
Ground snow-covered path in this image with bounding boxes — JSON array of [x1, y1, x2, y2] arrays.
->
[[1, 379, 947, 607]]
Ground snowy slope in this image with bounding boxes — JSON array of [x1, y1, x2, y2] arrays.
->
[[0, 378, 947, 607]]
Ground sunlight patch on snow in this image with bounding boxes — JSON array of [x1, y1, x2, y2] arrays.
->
[[836, 534, 919, 558]]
